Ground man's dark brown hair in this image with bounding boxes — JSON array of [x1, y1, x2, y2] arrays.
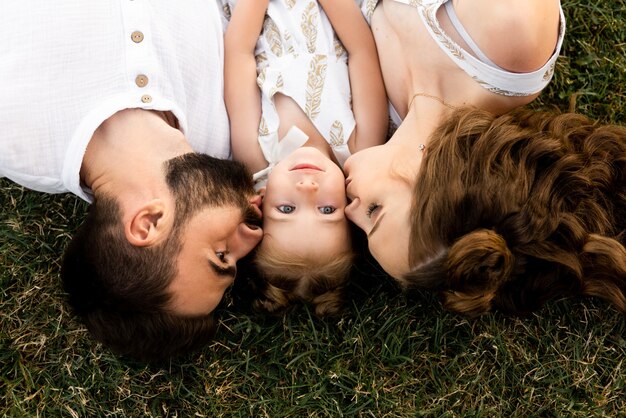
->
[[62, 154, 255, 362]]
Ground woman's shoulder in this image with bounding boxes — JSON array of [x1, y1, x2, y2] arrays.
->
[[455, 0, 562, 72]]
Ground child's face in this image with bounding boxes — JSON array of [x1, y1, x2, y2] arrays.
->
[[261, 147, 350, 256]]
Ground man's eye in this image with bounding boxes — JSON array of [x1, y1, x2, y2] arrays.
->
[[277, 205, 296, 214], [319, 206, 336, 214]]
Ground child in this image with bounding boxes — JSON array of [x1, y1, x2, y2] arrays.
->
[[224, 0, 388, 316]]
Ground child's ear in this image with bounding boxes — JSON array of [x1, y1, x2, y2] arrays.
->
[[257, 187, 266, 198]]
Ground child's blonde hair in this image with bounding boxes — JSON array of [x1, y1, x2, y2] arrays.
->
[[253, 244, 355, 317]]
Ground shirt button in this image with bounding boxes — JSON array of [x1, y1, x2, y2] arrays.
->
[[141, 94, 152, 103], [131, 31, 144, 43], [135, 74, 149, 88]]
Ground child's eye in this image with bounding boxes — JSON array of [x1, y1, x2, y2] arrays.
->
[[318, 206, 336, 214], [366, 203, 380, 218], [277, 205, 296, 214]]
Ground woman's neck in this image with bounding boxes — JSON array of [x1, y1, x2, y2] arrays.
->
[[390, 94, 454, 150], [380, 94, 456, 182]]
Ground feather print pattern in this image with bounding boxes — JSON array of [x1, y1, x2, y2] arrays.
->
[[304, 54, 327, 121]]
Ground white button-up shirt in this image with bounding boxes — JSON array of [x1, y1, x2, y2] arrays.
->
[[0, 0, 230, 202]]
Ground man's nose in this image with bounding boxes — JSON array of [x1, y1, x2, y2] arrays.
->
[[248, 195, 263, 218], [248, 194, 262, 209]]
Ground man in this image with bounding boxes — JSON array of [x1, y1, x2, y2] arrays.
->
[[0, 1, 262, 361]]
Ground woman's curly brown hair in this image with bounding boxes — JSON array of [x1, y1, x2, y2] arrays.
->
[[404, 107, 626, 316]]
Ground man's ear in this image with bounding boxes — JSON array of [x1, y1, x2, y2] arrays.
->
[[125, 199, 168, 247]]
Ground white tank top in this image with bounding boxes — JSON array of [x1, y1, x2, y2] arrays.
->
[[362, 0, 566, 98]]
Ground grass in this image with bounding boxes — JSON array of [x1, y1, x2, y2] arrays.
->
[[2, 1, 626, 416]]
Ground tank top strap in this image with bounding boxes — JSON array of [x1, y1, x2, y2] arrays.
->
[[364, 0, 566, 96]]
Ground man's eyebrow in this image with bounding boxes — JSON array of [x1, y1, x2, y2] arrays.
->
[[209, 261, 237, 279], [368, 213, 386, 238]]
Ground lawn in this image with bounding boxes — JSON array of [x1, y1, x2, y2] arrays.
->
[[1, 1, 625, 416]]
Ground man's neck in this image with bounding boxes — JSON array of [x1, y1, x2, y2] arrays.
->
[[81, 108, 192, 200]]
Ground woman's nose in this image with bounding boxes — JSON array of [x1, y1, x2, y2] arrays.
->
[[344, 198, 366, 233], [344, 197, 359, 222]]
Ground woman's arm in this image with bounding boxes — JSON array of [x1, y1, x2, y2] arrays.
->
[[224, 0, 270, 173], [318, 0, 388, 152]]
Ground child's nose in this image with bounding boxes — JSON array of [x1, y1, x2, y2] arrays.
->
[[296, 179, 319, 191]]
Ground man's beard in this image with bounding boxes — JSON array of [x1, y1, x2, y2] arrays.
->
[[164, 153, 262, 230]]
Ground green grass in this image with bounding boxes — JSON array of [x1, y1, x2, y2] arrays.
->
[[2, 2, 626, 416]]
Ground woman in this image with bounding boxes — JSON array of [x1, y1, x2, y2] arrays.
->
[[344, 0, 565, 278], [377, 107, 626, 316]]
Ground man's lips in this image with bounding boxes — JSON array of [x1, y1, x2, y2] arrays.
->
[[290, 163, 323, 171]]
